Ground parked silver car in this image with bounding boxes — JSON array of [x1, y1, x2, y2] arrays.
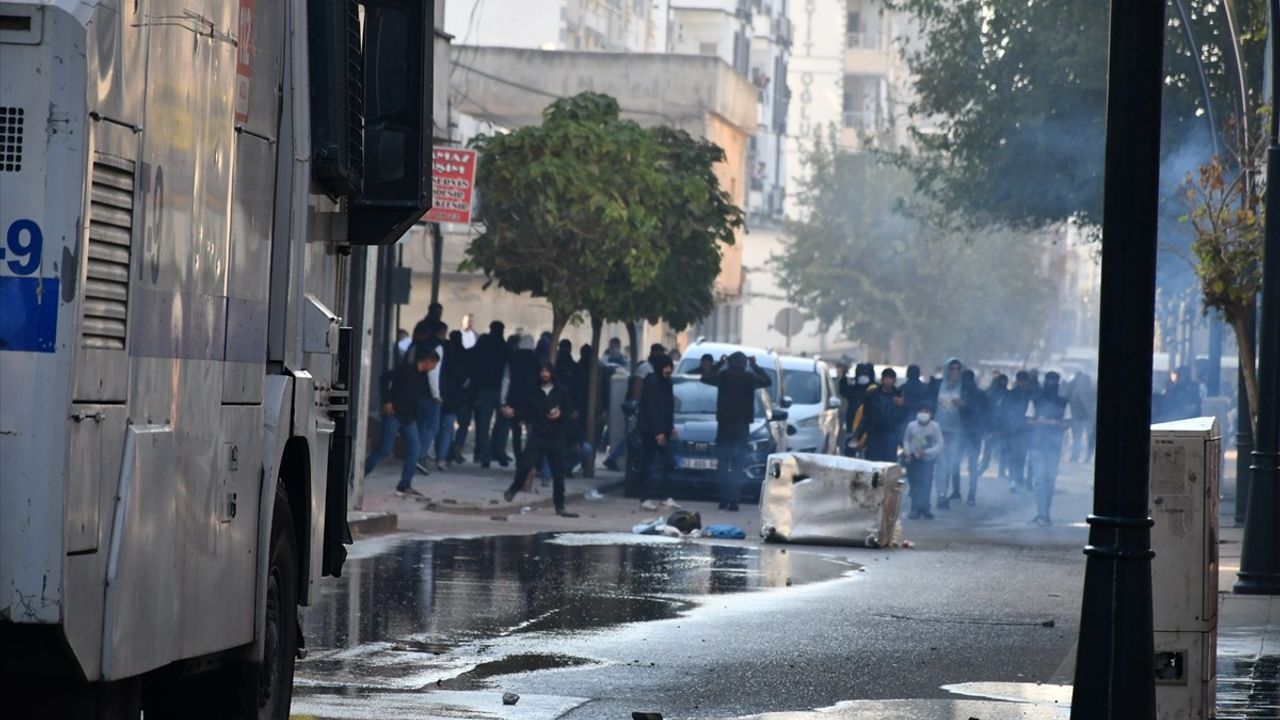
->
[[779, 356, 841, 454]]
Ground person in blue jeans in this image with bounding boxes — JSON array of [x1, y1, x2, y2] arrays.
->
[[1027, 371, 1071, 526], [364, 350, 439, 496], [701, 352, 771, 511]]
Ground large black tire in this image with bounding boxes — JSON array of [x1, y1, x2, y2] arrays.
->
[[253, 484, 300, 720]]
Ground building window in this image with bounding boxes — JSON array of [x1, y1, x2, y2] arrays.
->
[[842, 74, 882, 128], [846, 0, 882, 49], [699, 41, 718, 57]]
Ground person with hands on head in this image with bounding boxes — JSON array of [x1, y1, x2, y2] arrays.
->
[[364, 349, 440, 498], [701, 352, 772, 511], [501, 359, 579, 517]]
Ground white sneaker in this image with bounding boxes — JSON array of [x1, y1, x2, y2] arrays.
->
[[640, 499, 660, 510]]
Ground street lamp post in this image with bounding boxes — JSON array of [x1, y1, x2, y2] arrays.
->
[[1069, 2, 1164, 718], [1234, 0, 1280, 597]]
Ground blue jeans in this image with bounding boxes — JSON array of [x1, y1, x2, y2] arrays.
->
[[435, 412, 457, 463], [716, 436, 749, 505], [416, 397, 441, 462], [364, 414, 420, 491], [1030, 443, 1063, 521]]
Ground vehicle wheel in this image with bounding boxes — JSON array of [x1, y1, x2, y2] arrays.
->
[[252, 484, 300, 720]]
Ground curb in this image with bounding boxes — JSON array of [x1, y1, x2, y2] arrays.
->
[[347, 510, 398, 538], [421, 479, 626, 516]]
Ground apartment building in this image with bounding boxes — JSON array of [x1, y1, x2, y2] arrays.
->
[[445, 0, 659, 53]]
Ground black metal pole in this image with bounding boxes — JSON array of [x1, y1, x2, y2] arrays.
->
[[430, 222, 444, 306], [1069, 2, 1163, 718], [1234, 310, 1254, 527], [1235, 0, 1280, 594]]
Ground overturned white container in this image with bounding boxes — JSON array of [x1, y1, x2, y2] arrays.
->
[[760, 453, 905, 548]]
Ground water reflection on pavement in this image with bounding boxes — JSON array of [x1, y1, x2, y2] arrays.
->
[[292, 532, 855, 717]]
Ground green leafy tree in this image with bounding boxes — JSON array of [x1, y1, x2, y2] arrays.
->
[[774, 132, 1053, 362], [884, 0, 1266, 227], [464, 92, 668, 346]]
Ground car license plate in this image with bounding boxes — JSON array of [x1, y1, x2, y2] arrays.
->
[[681, 457, 717, 470]]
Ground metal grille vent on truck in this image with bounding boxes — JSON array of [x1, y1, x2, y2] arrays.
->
[[82, 156, 134, 349], [0, 106, 22, 172]]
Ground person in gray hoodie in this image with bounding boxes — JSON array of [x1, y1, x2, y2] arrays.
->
[[932, 357, 966, 510]]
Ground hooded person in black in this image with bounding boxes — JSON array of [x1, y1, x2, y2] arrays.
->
[[638, 354, 676, 502], [838, 362, 875, 455], [502, 359, 578, 517], [470, 321, 511, 467], [701, 351, 772, 510]]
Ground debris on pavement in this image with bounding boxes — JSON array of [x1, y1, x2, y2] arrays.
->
[[631, 713, 663, 720], [584, 489, 604, 500], [502, 692, 520, 705], [490, 515, 509, 522], [520, 506, 532, 514], [640, 499, 660, 510], [665, 510, 702, 534], [703, 524, 747, 539]]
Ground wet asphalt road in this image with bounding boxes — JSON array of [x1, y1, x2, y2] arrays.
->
[[291, 467, 1096, 719]]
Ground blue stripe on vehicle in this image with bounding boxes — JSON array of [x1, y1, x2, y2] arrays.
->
[[0, 276, 59, 353]]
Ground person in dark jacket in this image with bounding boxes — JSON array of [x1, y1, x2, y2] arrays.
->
[[1027, 371, 1071, 526], [838, 362, 875, 455], [959, 368, 989, 505], [701, 352, 772, 511], [471, 321, 511, 467], [436, 331, 469, 469], [502, 360, 578, 517], [853, 368, 906, 462], [364, 350, 439, 495], [979, 373, 1009, 476], [899, 365, 931, 423], [1001, 371, 1034, 492], [504, 335, 539, 461], [638, 354, 676, 502]]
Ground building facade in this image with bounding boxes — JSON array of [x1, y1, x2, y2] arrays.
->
[[445, 0, 659, 52]]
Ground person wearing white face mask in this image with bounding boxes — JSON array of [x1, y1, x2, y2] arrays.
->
[[902, 402, 944, 519]]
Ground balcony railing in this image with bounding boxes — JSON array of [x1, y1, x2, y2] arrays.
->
[[845, 32, 883, 50]]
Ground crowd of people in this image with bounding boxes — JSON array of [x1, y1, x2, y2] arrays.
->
[[366, 304, 630, 517], [836, 358, 1098, 527]]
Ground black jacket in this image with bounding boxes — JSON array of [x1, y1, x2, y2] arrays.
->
[[440, 341, 470, 414], [507, 349, 540, 413], [380, 362, 427, 422], [900, 377, 930, 415], [471, 332, 510, 391], [855, 386, 905, 442], [701, 361, 771, 433], [638, 372, 675, 437], [517, 382, 573, 443]]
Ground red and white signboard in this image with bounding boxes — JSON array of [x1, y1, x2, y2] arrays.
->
[[425, 148, 478, 224], [235, 0, 254, 123]]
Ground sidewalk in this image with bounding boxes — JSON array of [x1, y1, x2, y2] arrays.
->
[[1216, 522, 1280, 719], [352, 457, 626, 519]]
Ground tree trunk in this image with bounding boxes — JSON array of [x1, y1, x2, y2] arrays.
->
[[584, 315, 604, 479], [626, 320, 640, 371], [549, 308, 568, 367], [1230, 312, 1259, 440]]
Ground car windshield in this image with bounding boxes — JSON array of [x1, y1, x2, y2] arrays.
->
[[783, 369, 822, 405], [672, 378, 765, 418]]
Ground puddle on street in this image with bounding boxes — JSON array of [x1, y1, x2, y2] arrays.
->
[[1217, 655, 1280, 719], [296, 533, 854, 693]]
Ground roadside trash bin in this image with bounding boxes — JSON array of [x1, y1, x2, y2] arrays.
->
[[759, 452, 904, 548]]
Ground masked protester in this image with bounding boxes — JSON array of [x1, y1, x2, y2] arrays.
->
[[902, 402, 944, 519], [365, 350, 440, 497], [854, 368, 906, 461], [501, 360, 578, 517], [638, 354, 677, 504], [1001, 371, 1034, 492], [1027, 371, 1071, 526], [701, 352, 772, 511]]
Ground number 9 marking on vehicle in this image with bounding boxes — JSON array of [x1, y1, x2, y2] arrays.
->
[[3, 219, 44, 275]]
